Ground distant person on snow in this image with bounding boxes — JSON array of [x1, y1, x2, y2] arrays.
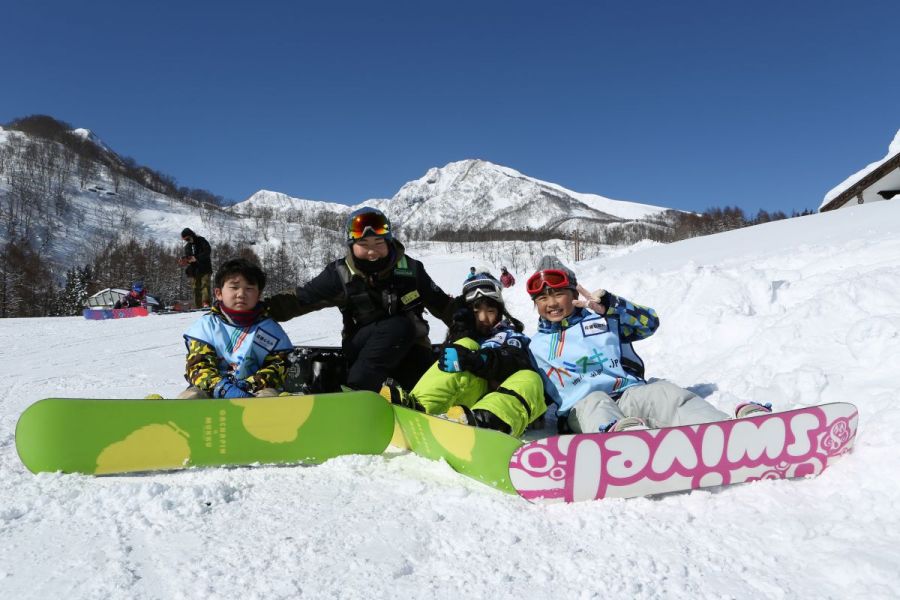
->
[[265, 207, 458, 392], [526, 255, 771, 434], [179, 227, 213, 309], [499, 266, 515, 288], [382, 272, 546, 437], [114, 281, 147, 309], [178, 258, 293, 399], [466, 266, 477, 280]]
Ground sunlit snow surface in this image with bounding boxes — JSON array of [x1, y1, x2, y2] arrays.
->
[[2, 202, 899, 599]]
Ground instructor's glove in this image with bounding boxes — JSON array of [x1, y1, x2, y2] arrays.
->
[[264, 292, 303, 322], [438, 344, 486, 373], [446, 307, 476, 341], [213, 377, 253, 399]]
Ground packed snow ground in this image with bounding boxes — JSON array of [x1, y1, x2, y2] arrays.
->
[[2, 202, 900, 599]]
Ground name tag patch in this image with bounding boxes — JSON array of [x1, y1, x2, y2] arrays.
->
[[401, 290, 421, 305], [253, 328, 279, 352], [581, 319, 608, 337]]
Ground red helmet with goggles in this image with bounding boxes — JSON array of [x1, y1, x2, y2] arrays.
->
[[526, 268, 578, 298]]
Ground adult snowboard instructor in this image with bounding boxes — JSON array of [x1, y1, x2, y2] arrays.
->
[[265, 207, 459, 392], [179, 227, 213, 308]]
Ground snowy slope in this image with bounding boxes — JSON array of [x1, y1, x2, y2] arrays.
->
[[0, 127, 348, 274], [2, 201, 899, 599]]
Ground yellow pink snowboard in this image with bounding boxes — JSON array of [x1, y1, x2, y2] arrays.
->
[[16, 392, 393, 475]]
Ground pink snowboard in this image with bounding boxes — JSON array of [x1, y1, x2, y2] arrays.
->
[[82, 307, 149, 320], [509, 402, 857, 503]]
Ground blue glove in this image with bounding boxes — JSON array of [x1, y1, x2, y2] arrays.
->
[[438, 344, 485, 373], [439, 346, 463, 372], [213, 377, 253, 399]]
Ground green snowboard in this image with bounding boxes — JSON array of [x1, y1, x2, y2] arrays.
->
[[16, 392, 393, 475], [392, 405, 524, 494]]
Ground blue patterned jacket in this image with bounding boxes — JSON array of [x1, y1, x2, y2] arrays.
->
[[528, 293, 659, 414]]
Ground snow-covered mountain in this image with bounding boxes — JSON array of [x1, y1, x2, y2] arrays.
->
[[0, 123, 348, 279], [1, 119, 675, 278], [69, 127, 113, 154], [370, 159, 671, 233], [230, 190, 348, 216], [233, 159, 676, 238]]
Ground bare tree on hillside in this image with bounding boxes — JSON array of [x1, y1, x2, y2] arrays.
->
[[263, 244, 295, 293], [200, 202, 228, 235], [109, 166, 122, 193], [77, 155, 98, 189], [0, 143, 12, 181]]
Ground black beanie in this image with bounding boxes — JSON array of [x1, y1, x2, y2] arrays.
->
[[181, 228, 195, 238]]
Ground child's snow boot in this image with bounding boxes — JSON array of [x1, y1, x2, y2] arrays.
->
[[380, 379, 424, 411], [440, 406, 512, 434], [734, 402, 773, 419]]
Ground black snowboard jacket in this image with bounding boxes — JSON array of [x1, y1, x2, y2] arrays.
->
[[182, 235, 212, 277], [265, 241, 457, 344]]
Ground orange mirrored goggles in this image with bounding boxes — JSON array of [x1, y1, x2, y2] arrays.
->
[[526, 269, 573, 296], [347, 212, 391, 241]]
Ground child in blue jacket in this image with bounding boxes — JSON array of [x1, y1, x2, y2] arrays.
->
[[179, 258, 293, 399], [527, 256, 768, 433]]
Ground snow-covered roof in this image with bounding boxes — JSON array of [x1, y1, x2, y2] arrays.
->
[[85, 288, 161, 308], [820, 129, 900, 211]]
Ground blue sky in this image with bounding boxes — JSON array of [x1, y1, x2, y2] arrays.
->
[[2, 1, 898, 213]]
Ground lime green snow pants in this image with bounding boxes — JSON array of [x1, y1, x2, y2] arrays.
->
[[410, 338, 546, 437]]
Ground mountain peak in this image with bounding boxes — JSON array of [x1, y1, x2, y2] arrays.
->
[[233, 159, 674, 238], [374, 159, 672, 234], [69, 127, 113, 154], [233, 189, 348, 214]]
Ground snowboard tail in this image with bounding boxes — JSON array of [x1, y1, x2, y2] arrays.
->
[[509, 402, 858, 503], [16, 392, 393, 475]]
